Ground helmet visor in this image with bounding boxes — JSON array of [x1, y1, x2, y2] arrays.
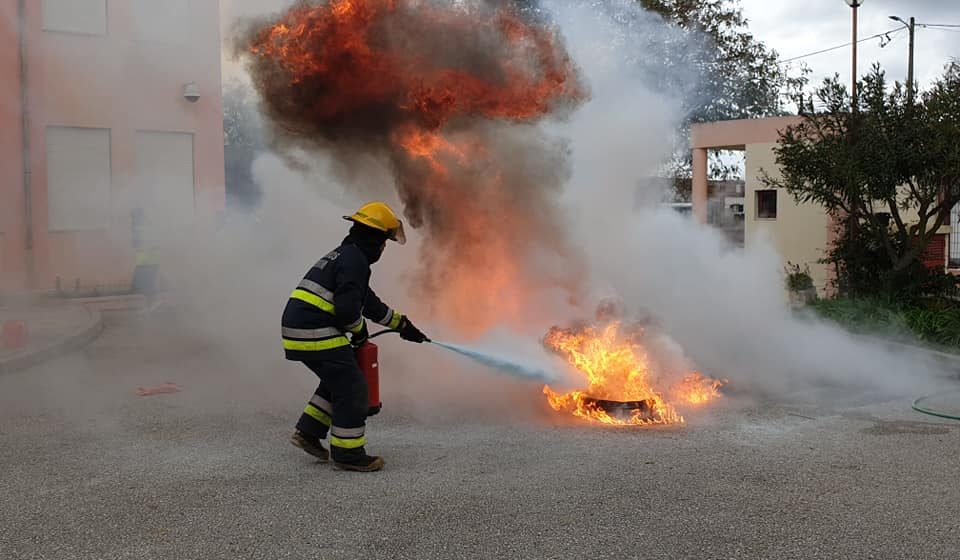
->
[[389, 221, 407, 245]]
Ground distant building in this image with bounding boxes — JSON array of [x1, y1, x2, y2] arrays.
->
[[640, 177, 745, 246], [691, 117, 951, 294], [0, 0, 225, 297]]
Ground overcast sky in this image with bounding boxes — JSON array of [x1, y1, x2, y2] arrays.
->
[[222, 1, 959, 88], [740, 0, 960, 94]]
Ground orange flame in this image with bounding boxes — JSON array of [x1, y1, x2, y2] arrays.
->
[[672, 371, 727, 405], [542, 322, 726, 426]]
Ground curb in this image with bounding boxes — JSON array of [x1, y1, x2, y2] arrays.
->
[[866, 336, 960, 380], [67, 294, 147, 313], [885, 339, 960, 364], [0, 307, 104, 374]]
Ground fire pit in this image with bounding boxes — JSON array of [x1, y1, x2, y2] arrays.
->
[[541, 304, 727, 426], [580, 396, 656, 422]]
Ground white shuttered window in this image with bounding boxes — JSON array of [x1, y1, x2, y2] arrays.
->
[[46, 127, 112, 231]]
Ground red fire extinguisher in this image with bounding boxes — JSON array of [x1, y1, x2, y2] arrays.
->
[[355, 341, 382, 416]]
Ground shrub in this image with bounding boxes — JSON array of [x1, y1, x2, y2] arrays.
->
[[784, 262, 814, 292], [810, 296, 960, 349]]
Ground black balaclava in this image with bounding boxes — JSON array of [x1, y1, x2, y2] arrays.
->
[[344, 222, 389, 264]]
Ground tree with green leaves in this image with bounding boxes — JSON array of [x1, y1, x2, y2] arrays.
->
[[638, 0, 800, 123], [764, 63, 960, 298], [512, 0, 806, 198]]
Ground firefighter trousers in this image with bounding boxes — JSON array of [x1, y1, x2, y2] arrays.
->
[[295, 348, 369, 462]]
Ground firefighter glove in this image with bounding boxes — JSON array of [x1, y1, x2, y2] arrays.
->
[[398, 317, 429, 343]]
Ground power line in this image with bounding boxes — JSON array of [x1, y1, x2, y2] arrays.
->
[[923, 26, 960, 34], [779, 27, 905, 64], [921, 23, 960, 28]]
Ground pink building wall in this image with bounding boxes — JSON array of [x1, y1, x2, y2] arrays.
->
[[1, 0, 26, 294], [1, 0, 225, 296]]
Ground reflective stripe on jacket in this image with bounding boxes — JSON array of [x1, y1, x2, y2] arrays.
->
[[281, 243, 403, 360]]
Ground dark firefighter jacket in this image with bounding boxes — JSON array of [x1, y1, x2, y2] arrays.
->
[[281, 240, 403, 361]]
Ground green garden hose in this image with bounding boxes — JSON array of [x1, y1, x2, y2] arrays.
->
[[911, 390, 960, 421]]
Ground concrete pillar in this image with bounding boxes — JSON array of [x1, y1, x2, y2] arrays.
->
[[692, 147, 708, 224]]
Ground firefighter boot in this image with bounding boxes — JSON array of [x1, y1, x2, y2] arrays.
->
[[290, 431, 329, 462], [333, 453, 385, 472]]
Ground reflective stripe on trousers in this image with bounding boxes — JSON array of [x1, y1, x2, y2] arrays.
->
[[330, 425, 366, 449], [303, 403, 332, 426], [296, 358, 368, 459], [309, 394, 334, 414], [303, 389, 334, 426]]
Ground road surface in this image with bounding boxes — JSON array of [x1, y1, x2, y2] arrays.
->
[[2, 312, 958, 559]]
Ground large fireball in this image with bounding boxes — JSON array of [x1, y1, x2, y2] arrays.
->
[[241, 0, 586, 333]]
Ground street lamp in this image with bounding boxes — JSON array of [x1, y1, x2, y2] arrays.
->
[[845, 0, 865, 108], [889, 15, 916, 102]]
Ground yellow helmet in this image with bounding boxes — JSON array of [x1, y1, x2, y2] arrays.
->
[[343, 201, 407, 244]]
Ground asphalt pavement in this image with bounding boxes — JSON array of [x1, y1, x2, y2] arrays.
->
[[2, 313, 958, 560]]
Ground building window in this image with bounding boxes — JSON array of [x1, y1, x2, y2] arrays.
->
[[134, 131, 196, 238], [133, 0, 190, 44], [46, 127, 112, 231], [756, 189, 777, 220], [41, 0, 107, 35]]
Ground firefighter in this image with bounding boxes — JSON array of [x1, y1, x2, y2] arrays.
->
[[282, 201, 429, 472]]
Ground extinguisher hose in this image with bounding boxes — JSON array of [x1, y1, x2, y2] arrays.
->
[[351, 329, 400, 349], [368, 329, 399, 339]]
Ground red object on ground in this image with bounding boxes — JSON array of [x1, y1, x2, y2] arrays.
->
[[2, 320, 28, 349], [136, 382, 182, 397], [355, 342, 381, 413]]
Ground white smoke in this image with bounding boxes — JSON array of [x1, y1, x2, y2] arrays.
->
[[151, 0, 953, 427], [547, 0, 951, 400]]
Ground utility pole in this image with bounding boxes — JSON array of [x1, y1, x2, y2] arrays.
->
[[907, 16, 915, 102], [845, 0, 864, 109], [890, 15, 916, 102]]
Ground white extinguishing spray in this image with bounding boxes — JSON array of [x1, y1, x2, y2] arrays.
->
[[366, 329, 558, 384]]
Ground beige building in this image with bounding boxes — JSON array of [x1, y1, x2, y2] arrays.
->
[[691, 117, 951, 295]]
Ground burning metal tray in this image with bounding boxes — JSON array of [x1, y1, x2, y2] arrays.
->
[[580, 396, 656, 420]]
